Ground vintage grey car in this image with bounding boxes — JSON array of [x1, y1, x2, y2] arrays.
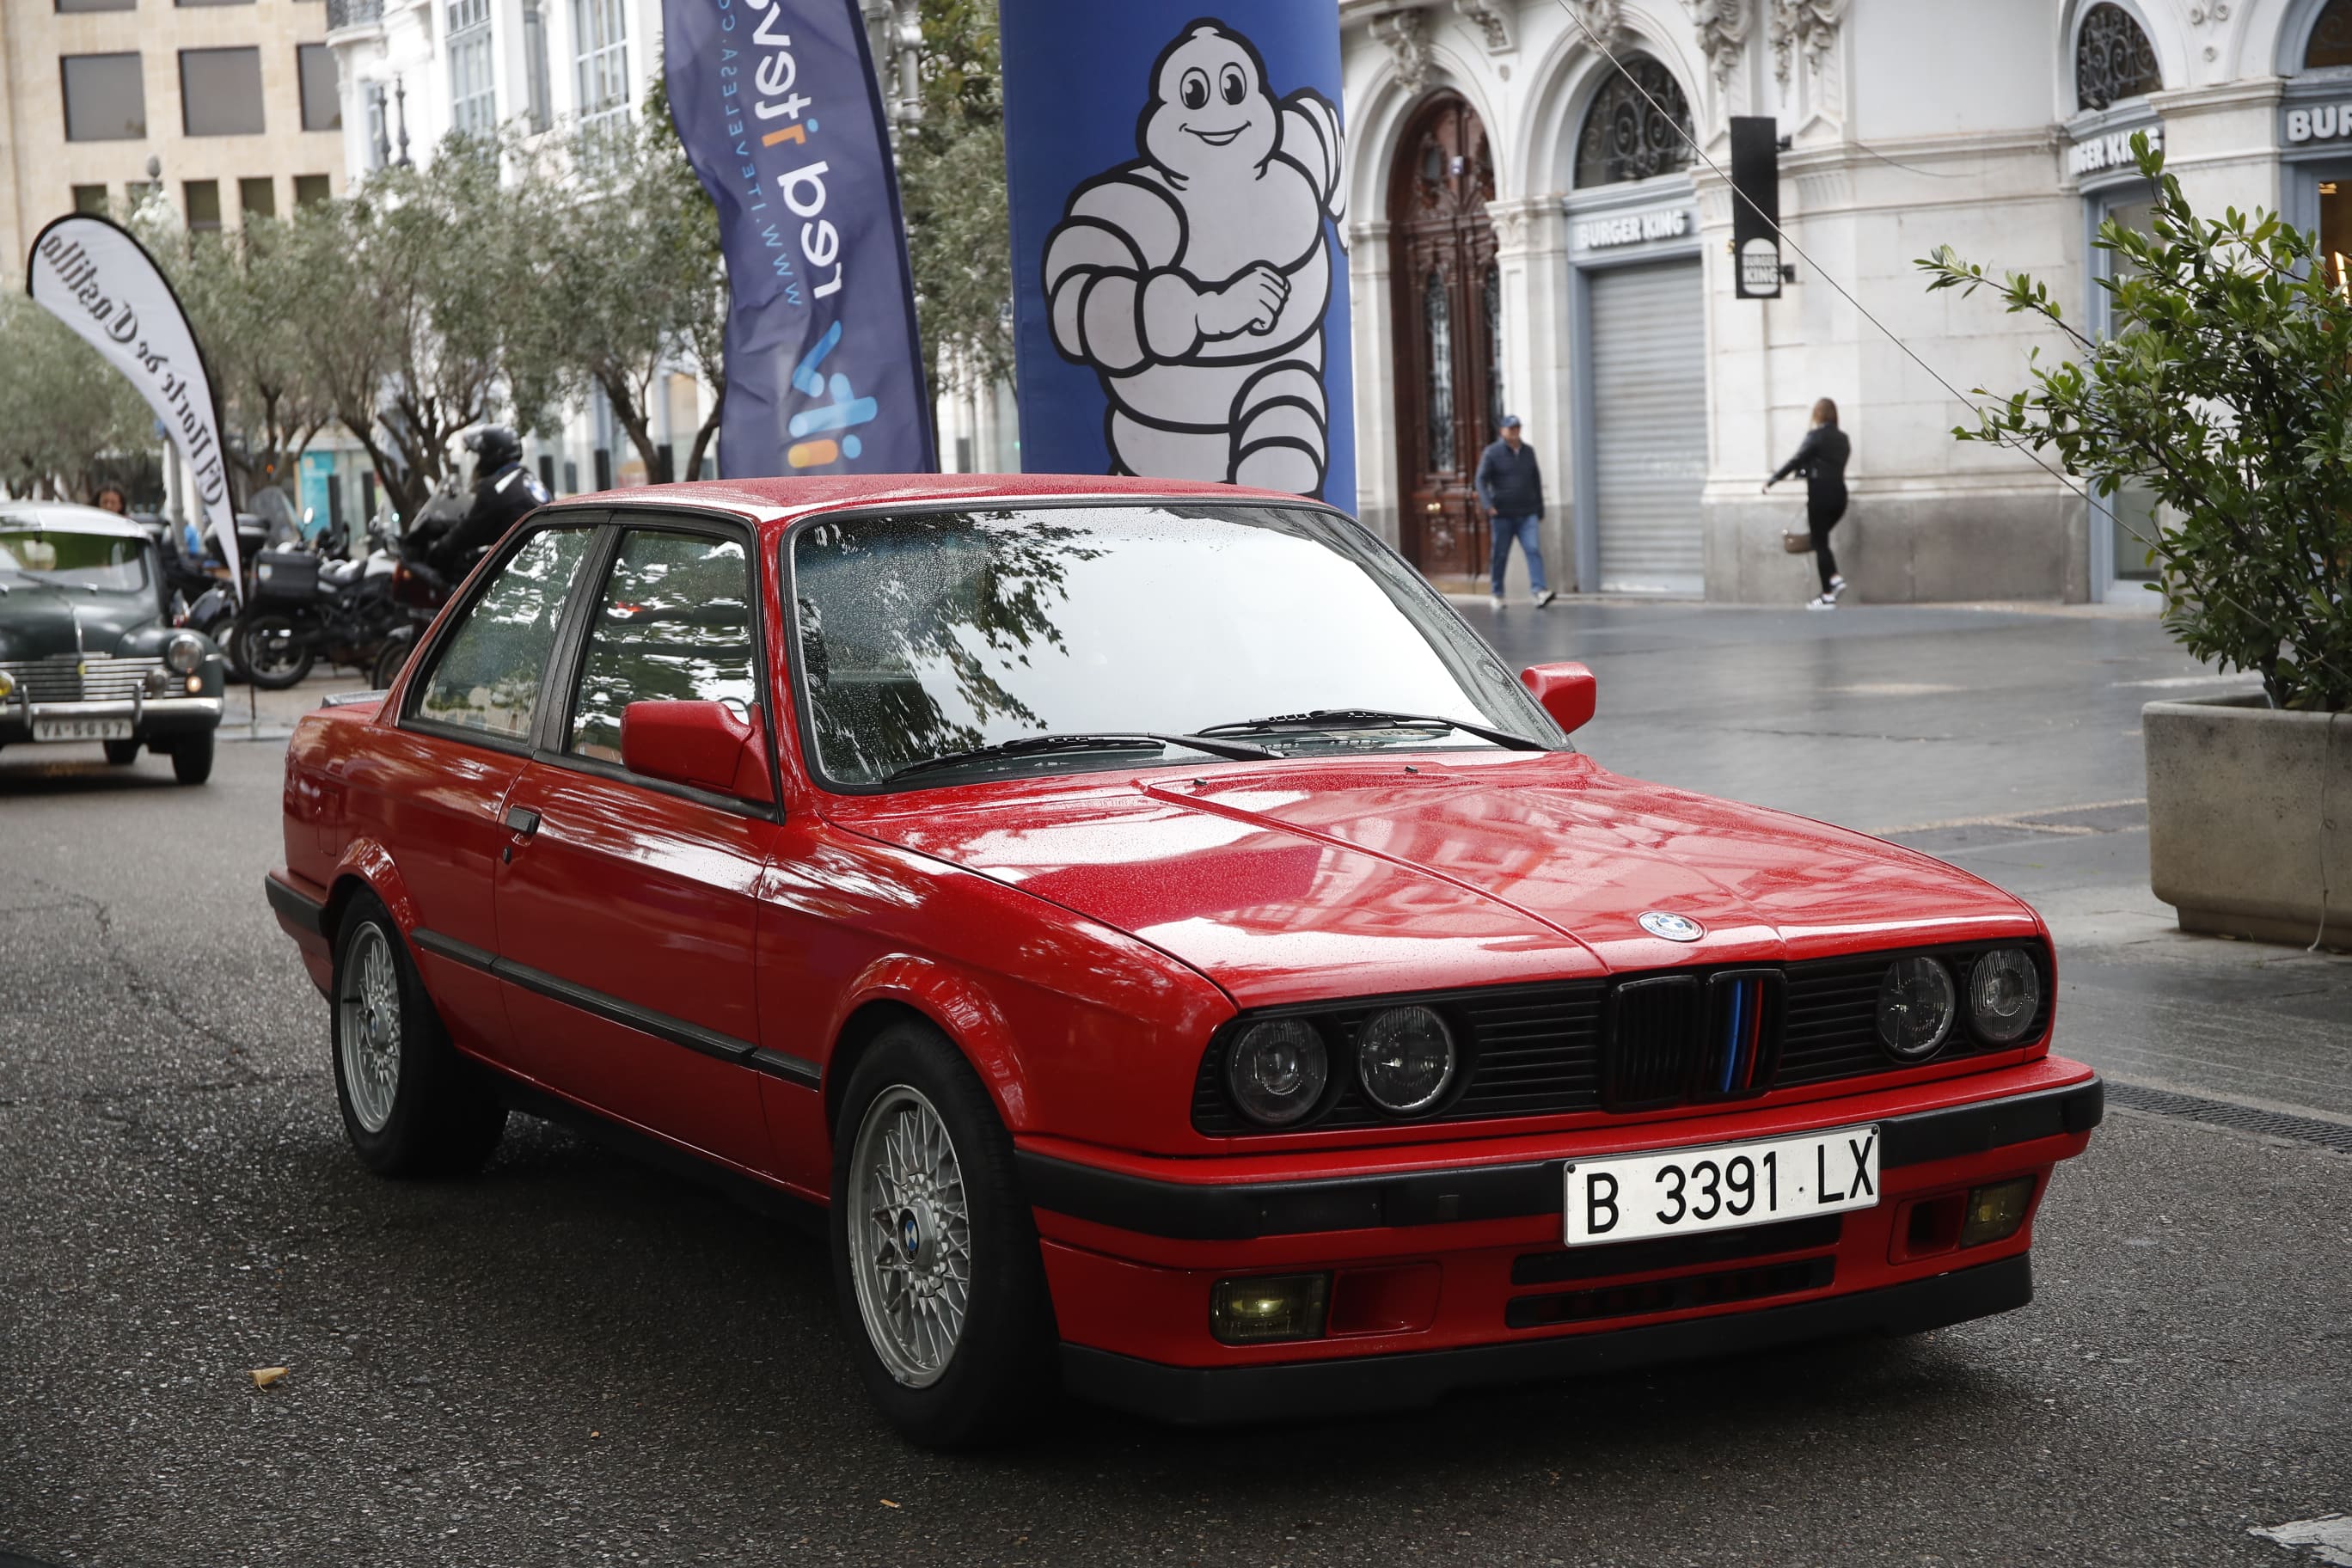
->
[[0, 503, 226, 783]]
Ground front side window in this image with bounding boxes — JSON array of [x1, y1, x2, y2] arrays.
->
[[414, 527, 594, 740], [61, 53, 146, 142], [0, 529, 149, 593], [791, 505, 1554, 788], [566, 529, 756, 765]]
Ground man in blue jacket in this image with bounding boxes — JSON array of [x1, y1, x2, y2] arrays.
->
[[1474, 414, 1553, 609]]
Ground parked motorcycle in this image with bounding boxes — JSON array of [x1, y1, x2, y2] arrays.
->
[[230, 516, 402, 690], [364, 488, 479, 690]]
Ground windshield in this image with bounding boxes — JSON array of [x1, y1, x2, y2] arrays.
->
[[790, 504, 1558, 787], [0, 529, 150, 593]]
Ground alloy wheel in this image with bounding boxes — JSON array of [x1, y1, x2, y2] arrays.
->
[[847, 1085, 973, 1387], [337, 922, 402, 1133]]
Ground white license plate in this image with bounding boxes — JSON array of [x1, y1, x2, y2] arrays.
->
[[1564, 1124, 1881, 1246], [32, 717, 132, 742]]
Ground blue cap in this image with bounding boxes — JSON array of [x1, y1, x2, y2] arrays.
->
[[1499, 413, 1522, 428]]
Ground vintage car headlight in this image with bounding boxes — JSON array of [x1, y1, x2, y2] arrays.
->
[[1224, 1018, 1327, 1126], [1967, 948, 2043, 1044], [163, 631, 205, 674], [0, 670, 13, 701], [1356, 1005, 1456, 1114], [1876, 955, 1956, 1061]]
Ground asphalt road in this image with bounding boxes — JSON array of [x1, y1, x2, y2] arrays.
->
[[3, 604, 2349, 1568]]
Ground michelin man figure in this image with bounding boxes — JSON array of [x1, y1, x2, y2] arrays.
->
[[1042, 21, 1346, 497]]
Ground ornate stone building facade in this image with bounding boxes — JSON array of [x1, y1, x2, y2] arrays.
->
[[1338, 0, 2350, 603]]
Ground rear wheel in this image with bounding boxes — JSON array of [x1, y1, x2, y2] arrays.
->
[[831, 1022, 1057, 1447], [102, 739, 140, 765], [330, 891, 506, 1177], [168, 732, 214, 785], [240, 612, 315, 689]]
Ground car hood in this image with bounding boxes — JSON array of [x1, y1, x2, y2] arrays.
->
[[824, 752, 2039, 1009], [0, 581, 161, 660]]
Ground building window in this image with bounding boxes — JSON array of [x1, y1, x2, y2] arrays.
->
[[364, 81, 389, 168], [177, 0, 256, 7], [72, 184, 110, 214], [2077, 3, 2161, 109], [448, 0, 495, 137], [573, 0, 631, 135], [181, 47, 266, 136], [1482, 260, 1503, 433], [1573, 55, 1695, 187], [2310, 0, 2352, 66], [298, 43, 340, 131], [61, 53, 146, 142], [240, 176, 276, 219], [523, 0, 552, 132], [294, 174, 332, 205], [185, 179, 223, 232], [1423, 267, 1455, 474], [58, 0, 136, 13]]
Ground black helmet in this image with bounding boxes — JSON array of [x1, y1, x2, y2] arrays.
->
[[464, 426, 522, 471]]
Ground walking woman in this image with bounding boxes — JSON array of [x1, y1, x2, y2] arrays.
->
[[1764, 398, 1851, 609]]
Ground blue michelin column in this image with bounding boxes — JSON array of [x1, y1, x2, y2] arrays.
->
[[1001, 2, 1354, 506]]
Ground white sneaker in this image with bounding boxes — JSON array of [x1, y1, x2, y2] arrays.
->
[[1489, 593, 1505, 610], [1828, 574, 1849, 601], [1533, 588, 1557, 608], [1805, 594, 1837, 611]]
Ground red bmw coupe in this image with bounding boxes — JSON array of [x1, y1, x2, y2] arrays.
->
[[266, 476, 2099, 1444]]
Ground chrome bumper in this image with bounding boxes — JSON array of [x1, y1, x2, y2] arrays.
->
[[3, 695, 224, 731]]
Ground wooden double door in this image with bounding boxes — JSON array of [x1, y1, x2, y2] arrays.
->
[[1390, 94, 1502, 583]]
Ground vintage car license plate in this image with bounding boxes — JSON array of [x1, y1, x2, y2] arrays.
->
[[1564, 1124, 1881, 1246], [32, 717, 133, 743]]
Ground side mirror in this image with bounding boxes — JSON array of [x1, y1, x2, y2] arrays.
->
[[1521, 662, 1597, 735], [620, 700, 775, 805]]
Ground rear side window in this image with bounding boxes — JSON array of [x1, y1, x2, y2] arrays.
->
[[415, 527, 594, 740], [566, 529, 756, 763]]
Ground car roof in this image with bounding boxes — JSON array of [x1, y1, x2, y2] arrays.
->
[[0, 501, 155, 541], [544, 473, 1338, 529]]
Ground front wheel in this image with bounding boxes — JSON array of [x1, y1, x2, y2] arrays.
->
[[830, 1022, 1057, 1447], [239, 612, 315, 689], [103, 739, 140, 765], [168, 732, 214, 785], [329, 892, 507, 1177]]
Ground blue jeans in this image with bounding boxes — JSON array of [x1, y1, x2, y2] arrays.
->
[[1489, 513, 1547, 596]]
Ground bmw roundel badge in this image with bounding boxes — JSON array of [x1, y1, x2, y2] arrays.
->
[[1638, 911, 1706, 942]]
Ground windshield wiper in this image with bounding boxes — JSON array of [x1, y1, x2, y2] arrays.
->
[[1197, 708, 1551, 752], [885, 730, 1279, 783]]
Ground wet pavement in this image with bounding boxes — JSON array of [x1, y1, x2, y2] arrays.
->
[[3, 601, 2346, 1568]]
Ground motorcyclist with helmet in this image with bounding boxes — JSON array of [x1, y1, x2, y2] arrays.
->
[[426, 427, 548, 577]]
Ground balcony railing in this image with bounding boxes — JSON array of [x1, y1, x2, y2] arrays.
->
[[325, 0, 383, 33]]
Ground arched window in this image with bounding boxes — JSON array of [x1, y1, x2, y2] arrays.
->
[[2076, 3, 2161, 110], [1574, 56, 1695, 187], [2310, 0, 2352, 66]]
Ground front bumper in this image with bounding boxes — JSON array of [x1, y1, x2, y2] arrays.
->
[[0, 695, 224, 745], [1025, 1065, 2100, 1417]]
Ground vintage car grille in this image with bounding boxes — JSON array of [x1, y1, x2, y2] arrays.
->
[[1190, 940, 2051, 1136], [0, 653, 166, 704]]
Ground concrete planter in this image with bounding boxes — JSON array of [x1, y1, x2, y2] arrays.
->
[[2145, 692, 2351, 948]]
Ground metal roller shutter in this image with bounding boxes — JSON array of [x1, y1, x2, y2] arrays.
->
[[1589, 260, 1706, 595]]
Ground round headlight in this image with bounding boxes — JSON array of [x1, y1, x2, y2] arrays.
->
[[1356, 1005, 1457, 1115], [1967, 948, 2043, 1044], [1225, 1019, 1328, 1127], [163, 631, 205, 674], [0, 670, 15, 701], [1876, 956, 1957, 1061]]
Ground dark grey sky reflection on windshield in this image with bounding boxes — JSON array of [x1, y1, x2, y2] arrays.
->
[[790, 505, 1551, 787]]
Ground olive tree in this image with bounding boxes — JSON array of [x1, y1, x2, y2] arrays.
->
[[1921, 136, 2352, 713], [0, 291, 158, 502]]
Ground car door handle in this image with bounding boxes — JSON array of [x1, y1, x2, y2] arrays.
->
[[501, 806, 540, 862]]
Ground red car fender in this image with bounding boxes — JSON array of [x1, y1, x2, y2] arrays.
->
[[827, 953, 1034, 1129], [328, 836, 421, 939]]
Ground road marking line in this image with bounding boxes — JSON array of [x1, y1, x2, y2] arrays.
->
[[2251, 1514, 2352, 1566]]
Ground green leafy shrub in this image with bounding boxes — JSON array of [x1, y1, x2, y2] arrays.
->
[[1920, 134, 2350, 713]]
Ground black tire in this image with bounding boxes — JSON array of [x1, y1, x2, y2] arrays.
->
[[102, 739, 140, 765], [830, 1021, 1058, 1447], [328, 892, 507, 1178], [208, 617, 250, 683], [168, 732, 214, 786], [240, 612, 315, 689], [370, 633, 413, 692]]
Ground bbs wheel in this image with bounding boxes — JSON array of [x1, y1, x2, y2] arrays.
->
[[831, 1021, 1057, 1447], [329, 891, 506, 1177]]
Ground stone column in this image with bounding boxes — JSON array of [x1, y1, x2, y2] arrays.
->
[[1348, 217, 1400, 547], [1486, 195, 1572, 588]]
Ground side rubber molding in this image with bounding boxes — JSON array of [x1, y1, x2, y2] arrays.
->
[[1061, 1253, 2033, 1425], [1020, 1078, 2104, 1242], [263, 873, 326, 936]]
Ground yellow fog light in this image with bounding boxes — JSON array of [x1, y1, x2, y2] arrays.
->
[[1210, 1273, 1330, 1345], [1959, 1178, 2036, 1248], [185, 673, 204, 694]]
